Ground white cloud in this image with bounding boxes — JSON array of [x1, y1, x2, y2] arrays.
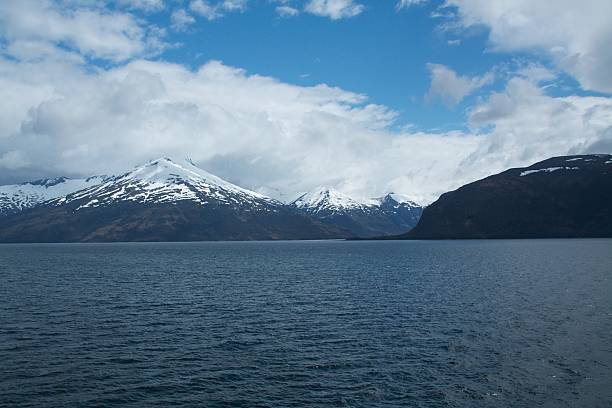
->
[[0, 53, 480, 203], [426, 63, 494, 107], [171, 9, 196, 30], [514, 63, 556, 84], [445, 0, 612, 93], [463, 77, 612, 174], [304, 0, 364, 20], [396, 0, 427, 10], [276, 5, 299, 17], [0, 0, 610, 205], [115, 0, 165, 12], [221, 0, 248, 12], [189, 0, 247, 20], [189, 0, 222, 20], [1, 51, 610, 203], [0, 0, 166, 62]]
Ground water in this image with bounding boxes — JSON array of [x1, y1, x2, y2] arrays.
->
[[1, 240, 611, 407]]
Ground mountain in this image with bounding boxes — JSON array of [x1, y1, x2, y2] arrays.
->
[[0, 176, 109, 216], [403, 154, 612, 239], [290, 187, 423, 237], [0, 158, 350, 242]]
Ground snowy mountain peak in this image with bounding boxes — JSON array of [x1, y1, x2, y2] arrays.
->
[[290, 187, 424, 236], [23, 177, 69, 188], [292, 187, 421, 212], [291, 187, 374, 212], [119, 157, 268, 199], [376, 192, 421, 207], [56, 157, 275, 210], [1, 176, 111, 215]]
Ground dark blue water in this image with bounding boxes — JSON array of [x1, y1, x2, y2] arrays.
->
[[1, 240, 611, 407]]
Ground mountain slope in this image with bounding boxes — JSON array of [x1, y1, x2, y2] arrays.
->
[[403, 154, 612, 239], [0, 159, 351, 242], [0, 176, 109, 216], [291, 187, 423, 237]]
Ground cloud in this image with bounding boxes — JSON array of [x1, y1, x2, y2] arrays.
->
[[189, 0, 222, 20], [463, 77, 612, 174], [276, 5, 299, 17], [0, 0, 166, 62], [304, 0, 364, 20], [426, 63, 494, 107], [221, 0, 248, 12], [115, 0, 165, 12], [171, 9, 196, 31], [0, 52, 480, 203], [445, 0, 612, 93], [2, 49, 610, 204], [0, 0, 610, 206], [189, 0, 247, 20], [396, 0, 428, 10]]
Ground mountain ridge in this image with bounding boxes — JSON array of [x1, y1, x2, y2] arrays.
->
[[401, 154, 612, 239], [0, 158, 351, 242], [290, 187, 423, 237]]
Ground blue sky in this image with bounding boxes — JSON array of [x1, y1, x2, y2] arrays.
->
[[122, 0, 510, 131], [0, 0, 611, 202]]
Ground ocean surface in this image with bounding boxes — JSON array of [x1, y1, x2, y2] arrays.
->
[[1, 240, 611, 407]]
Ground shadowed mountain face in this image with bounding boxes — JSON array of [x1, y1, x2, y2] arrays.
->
[[403, 155, 612, 239], [291, 188, 423, 237], [0, 158, 350, 242]]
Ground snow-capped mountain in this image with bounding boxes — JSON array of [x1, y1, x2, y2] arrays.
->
[[0, 158, 350, 242], [290, 187, 423, 237], [53, 158, 278, 211], [0, 176, 109, 215], [292, 187, 378, 214]]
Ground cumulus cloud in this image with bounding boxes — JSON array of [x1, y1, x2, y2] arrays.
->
[[1, 49, 611, 203], [189, 0, 222, 20], [0, 52, 480, 203], [445, 0, 612, 93], [0, 0, 166, 62], [426, 63, 494, 107], [276, 5, 299, 17], [304, 0, 364, 20], [463, 77, 612, 174], [171, 9, 196, 31], [189, 0, 247, 20], [0, 0, 610, 206]]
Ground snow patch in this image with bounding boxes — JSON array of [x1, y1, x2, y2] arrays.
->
[[520, 167, 580, 176]]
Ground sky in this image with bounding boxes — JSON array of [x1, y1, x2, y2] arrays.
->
[[0, 0, 611, 203]]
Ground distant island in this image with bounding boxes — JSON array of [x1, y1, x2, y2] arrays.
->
[[0, 154, 610, 242]]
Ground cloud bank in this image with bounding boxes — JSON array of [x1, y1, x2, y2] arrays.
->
[[445, 0, 612, 93], [0, 0, 610, 205], [426, 63, 494, 107]]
